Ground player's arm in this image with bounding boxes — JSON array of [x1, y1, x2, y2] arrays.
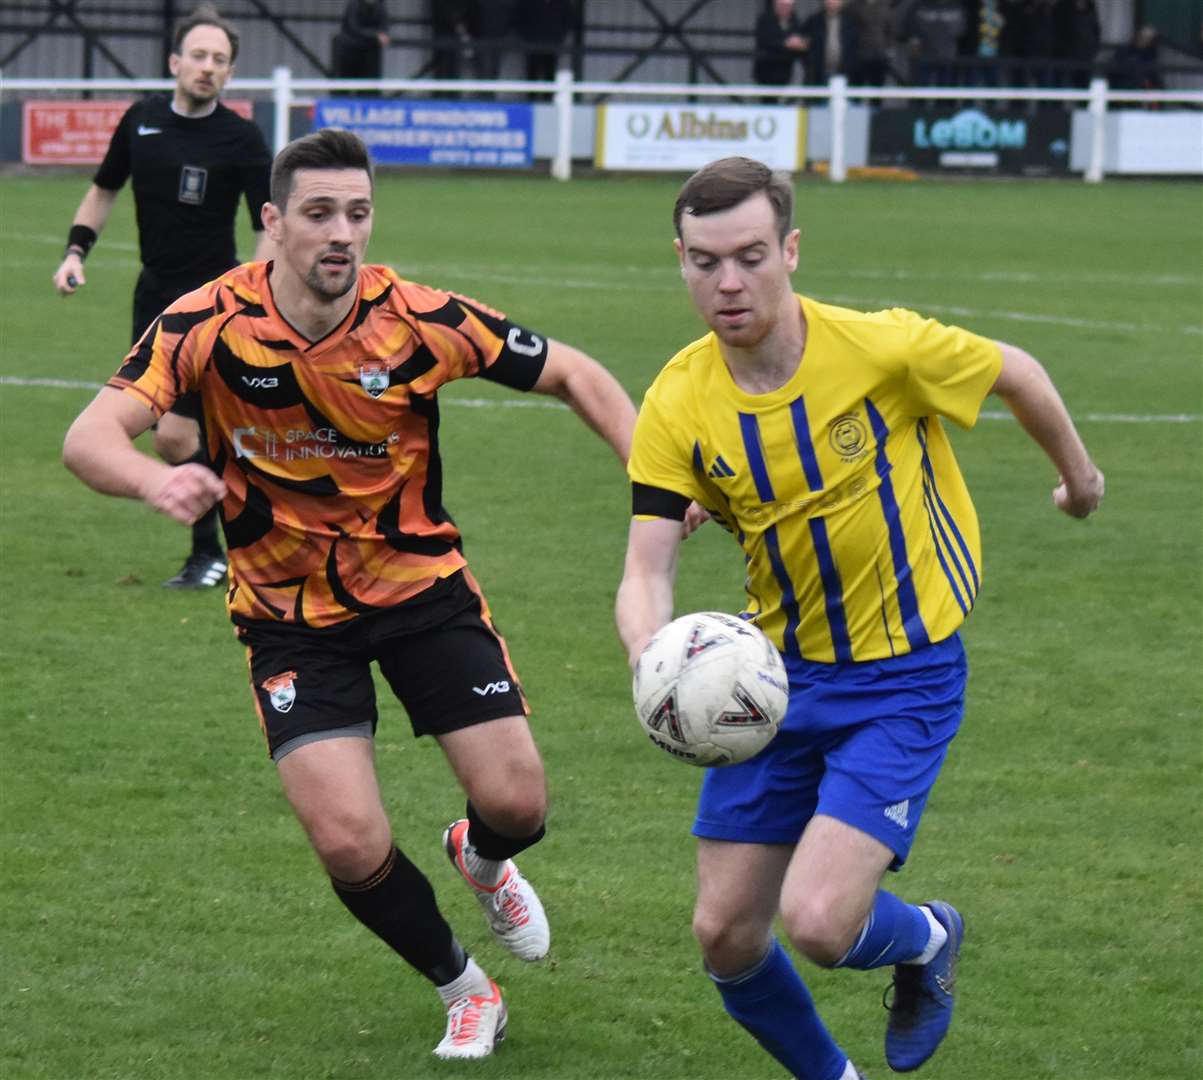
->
[[63, 387, 226, 525], [53, 184, 120, 295], [243, 139, 273, 264], [990, 342, 1104, 519], [616, 513, 685, 669], [529, 339, 637, 465]]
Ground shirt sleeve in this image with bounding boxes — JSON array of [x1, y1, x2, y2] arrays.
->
[[400, 283, 548, 392], [105, 284, 220, 415], [894, 309, 1004, 429], [447, 293, 549, 390], [627, 387, 702, 516], [92, 104, 135, 191]]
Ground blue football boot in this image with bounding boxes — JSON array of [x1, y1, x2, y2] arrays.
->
[[884, 900, 964, 1072]]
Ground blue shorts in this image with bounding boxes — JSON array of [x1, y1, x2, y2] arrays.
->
[[693, 634, 967, 869]]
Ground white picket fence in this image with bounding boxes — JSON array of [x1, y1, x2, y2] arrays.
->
[[3, 67, 1201, 182]]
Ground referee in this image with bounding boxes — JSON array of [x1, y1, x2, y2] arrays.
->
[[53, 6, 272, 589]]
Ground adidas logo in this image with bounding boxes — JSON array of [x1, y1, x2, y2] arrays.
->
[[884, 800, 910, 829], [707, 455, 736, 479]]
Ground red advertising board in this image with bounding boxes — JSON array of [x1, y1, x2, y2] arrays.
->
[[22, 99, 255, 165]]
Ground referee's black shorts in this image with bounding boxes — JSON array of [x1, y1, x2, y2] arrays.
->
[[236, 570, 529, 761]]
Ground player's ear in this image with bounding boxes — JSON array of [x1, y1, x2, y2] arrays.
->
[[673, 237, 685, 275], [168, 51, 180, 78], [261, 201, 282, 239], [783, 228, 800, 273]]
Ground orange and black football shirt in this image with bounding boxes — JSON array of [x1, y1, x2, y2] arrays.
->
[[109, 261, 549, 628]]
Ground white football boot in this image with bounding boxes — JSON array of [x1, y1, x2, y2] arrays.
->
[[443, 818, 550, 962], [432, 979, 508, 1060]]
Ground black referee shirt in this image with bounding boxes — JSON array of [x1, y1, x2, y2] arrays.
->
[[93, 95, 271, 287]]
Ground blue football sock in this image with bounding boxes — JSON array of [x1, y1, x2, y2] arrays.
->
[[711, 939, 848, 1080], [835, 889, 932, 970]]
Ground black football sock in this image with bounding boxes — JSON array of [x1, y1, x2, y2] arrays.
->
[[465, 800, 545, 860], [191, 506, 223, 560], [332, 845, 467, 986]]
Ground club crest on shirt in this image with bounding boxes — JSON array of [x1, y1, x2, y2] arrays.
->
[[828, 413, 869, 461], [262, 670, 299, 713], [359, 362, 390, 398]]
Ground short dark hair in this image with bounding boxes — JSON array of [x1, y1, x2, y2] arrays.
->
[[673, 157, 794, 242], [270, 128, 375, 209], [173, 5, 240, 64]]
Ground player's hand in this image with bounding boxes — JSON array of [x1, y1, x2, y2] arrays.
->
[[144, 463, 227, 525], [682, 501, 711, 539], [1053, 464, 1104, 519], [53, 254, 86, 295]]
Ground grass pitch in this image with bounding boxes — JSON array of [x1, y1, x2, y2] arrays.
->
[[1, 170, 1200, 1080]]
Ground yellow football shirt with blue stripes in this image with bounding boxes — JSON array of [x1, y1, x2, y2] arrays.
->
[[629, 296, 1004, 664]]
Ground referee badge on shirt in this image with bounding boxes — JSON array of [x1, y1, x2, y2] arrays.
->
[[178, 165, 208, 205], [359, 362, 390, 398]]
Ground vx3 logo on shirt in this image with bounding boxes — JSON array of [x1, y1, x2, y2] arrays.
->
[[472, 681, 511, 696]]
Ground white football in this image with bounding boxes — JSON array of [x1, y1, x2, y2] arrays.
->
[[633, 611, 789, 767]]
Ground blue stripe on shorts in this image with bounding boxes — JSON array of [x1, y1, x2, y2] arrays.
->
[[692, 633, 967, 869]]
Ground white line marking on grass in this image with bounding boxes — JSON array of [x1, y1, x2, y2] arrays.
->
[[4, 376, 1197, 422], [402, 264, 1201, 338], [12, 232, 140, 253], [979, 409, 1200, 424], [23, 236, 1194, 289], [838, 267, 1199, 289], [816, 293, 1202, 338], [10, 236, 1197, 336], [2, 376, 103, 390]]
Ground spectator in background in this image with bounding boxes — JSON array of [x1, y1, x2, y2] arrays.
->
[[964, 0, 1006, 86], [800, 0, 861, 84], [1110, 25, 1163, 96], [903, 0, 967, 87], [1009, 0, 1061, 92], [473, 0, 516, 81], [431, 0, 474, 80], [516, 0, 574, 84], [332, 0, 390, 83], [753, 0, 808, 90], [1058, 0, 1100, 87], [849, 0, 898, 85]]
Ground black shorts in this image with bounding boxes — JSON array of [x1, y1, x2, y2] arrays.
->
[[236, 571, 528, 760], [133, 267, 231, 421]]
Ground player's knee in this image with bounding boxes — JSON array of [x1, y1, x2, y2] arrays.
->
[[780, 897, 856, 967], [476, 786, 546, 839], [692, 907, 767, 976], [467, 756, 547, 837], [307, 810, 392, 882]]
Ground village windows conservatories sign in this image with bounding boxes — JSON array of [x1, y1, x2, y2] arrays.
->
[[313, 99, 533, 168], [596, 104, 808, 172]]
